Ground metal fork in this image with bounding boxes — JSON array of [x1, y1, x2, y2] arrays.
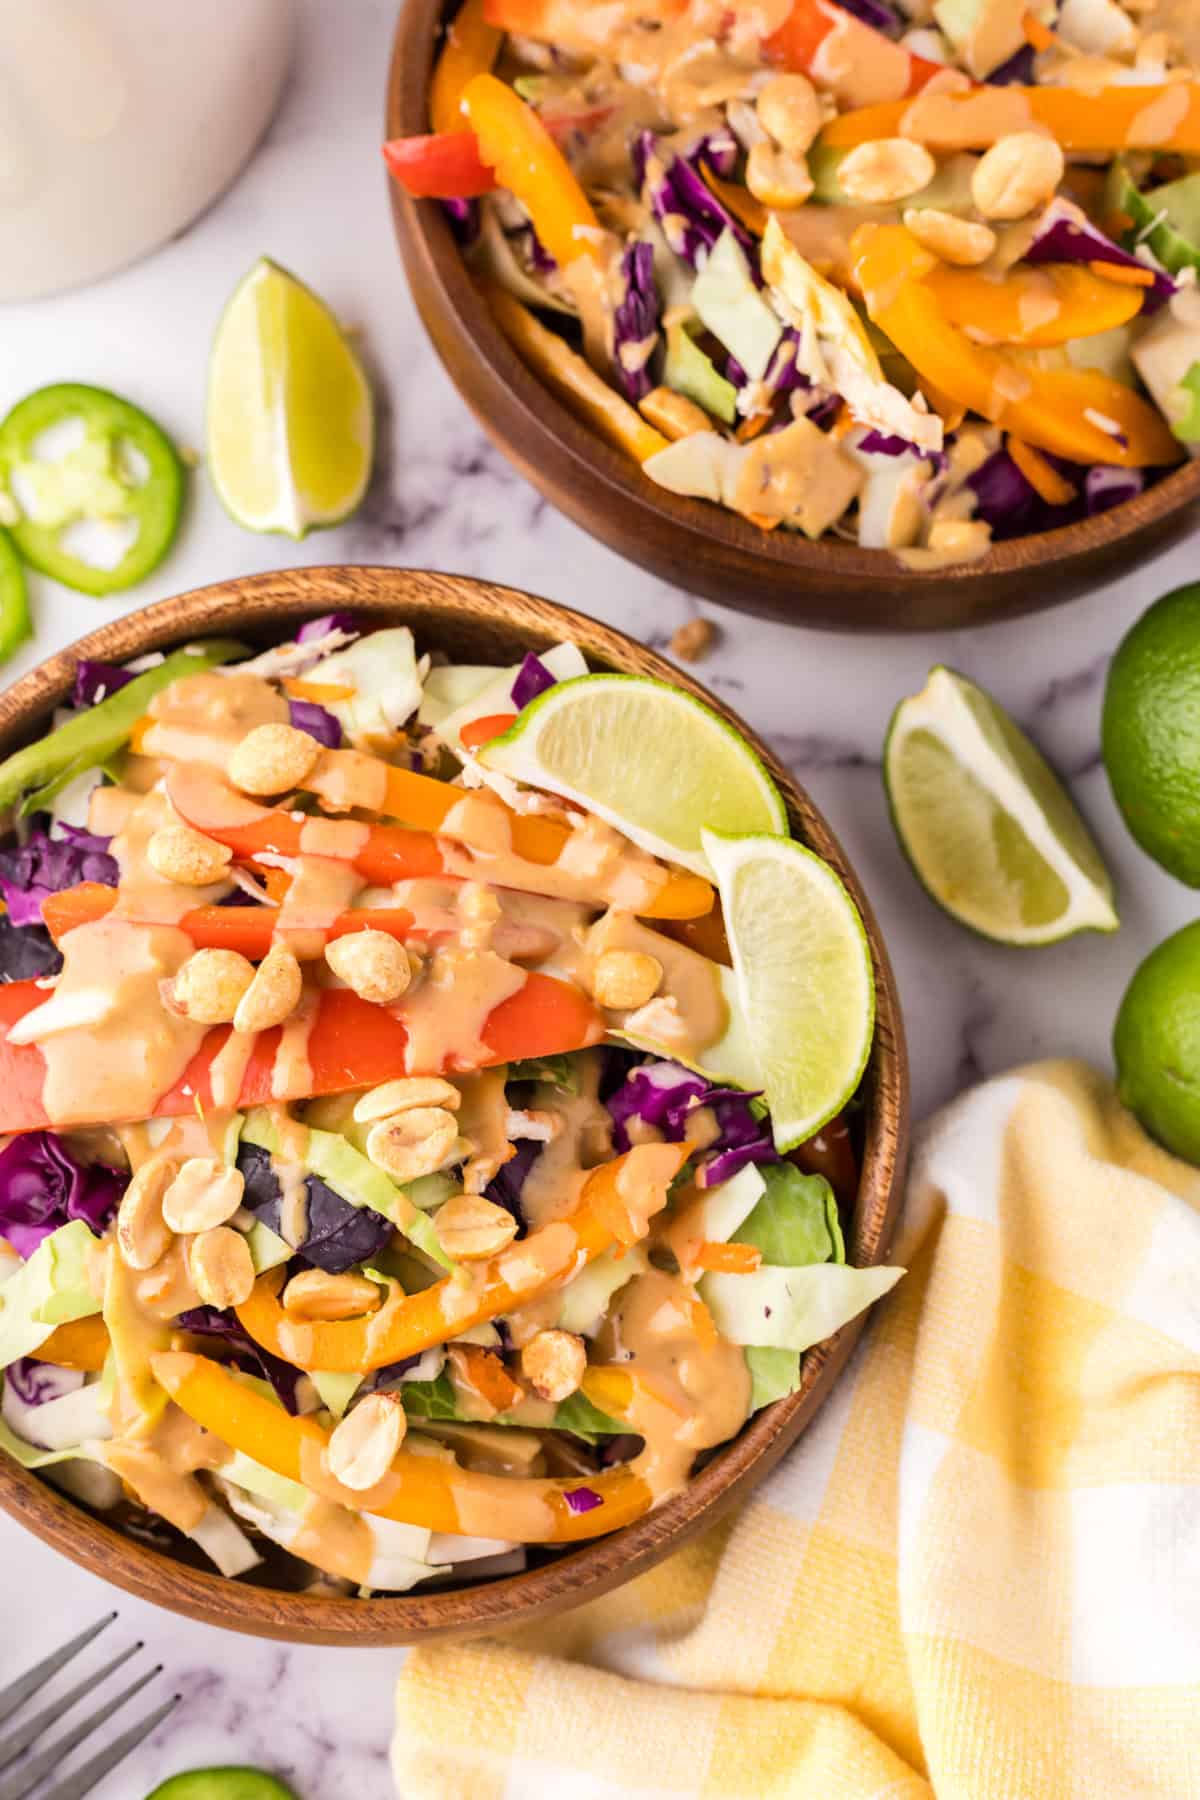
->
[[0, 1615, 178, 1800]]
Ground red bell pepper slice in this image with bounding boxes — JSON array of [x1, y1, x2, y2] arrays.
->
[[0, 975, 604, 1132], [382, 130, 497, 199]]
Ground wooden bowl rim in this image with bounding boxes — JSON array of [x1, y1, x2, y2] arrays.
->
[[0, 565, 909, 1645], [384, 0, 1200, 625]]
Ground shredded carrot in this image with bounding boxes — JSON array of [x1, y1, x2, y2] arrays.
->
[[129, 715, 153, 753], [736, 413, 772, 443], [688, 1293, 720, 1352], [1022, 11, 1061, 51], [245, 861, 292, 904], [1088, 258, 1155, 289], [744, 510, 782, 532], [698, 165, 768, 237], [447, 1344, 525, 1414], [460, 711, 518, 750], [1007, 435, 1077, 506], [282, 677, 356, 702], [694, 1241, 764, 1274]]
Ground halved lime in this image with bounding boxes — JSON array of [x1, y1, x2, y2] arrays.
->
[[701, 829, 875, 1150], [885, 667, 1118, 946], [206, 258, 373, 538], [478, 674, 787, 876]]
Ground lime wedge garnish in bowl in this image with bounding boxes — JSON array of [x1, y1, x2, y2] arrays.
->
[[478, 673, 787, 876], [884, 667, 1117, 946], [206, 257, 373, 538], [701, 828, 875, 1150]]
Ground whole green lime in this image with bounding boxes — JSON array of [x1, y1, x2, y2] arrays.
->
[[1103, 582, 1200, 886], [1114, 921, 1200, 1164]]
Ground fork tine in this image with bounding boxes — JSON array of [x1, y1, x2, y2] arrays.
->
[[0, 1618, 116, 1730], [0, 1643, 143, 1772], [38, 1696, 180, 1800], [0, 1665, 161, 1800]]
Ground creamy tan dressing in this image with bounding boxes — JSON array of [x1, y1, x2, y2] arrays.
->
[[275, 856, 363, 959], [104, 1400, 230, 1532], [517, 1051, 613, 1231], [307, 748, 388, 815], [584, 910, 728, 1055], [396, 947, 526, 1075], [291, 1496, 376, 1585], [208, 1028, 258, 1110], [455, 1067, 511, 1193], [440, 805, 669, 912], [111, 787, 231, 925], [143, 670, 288, 769], [271, 990, 319, 1101], [899, 85, 1036, 148], [811, 0, 910, 105], [394, 877, 590, 964]]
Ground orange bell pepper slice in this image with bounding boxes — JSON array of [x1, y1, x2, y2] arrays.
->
[[431, 0, 503, 135], [458, 712, 518, 751], [922, 263, 1144, 348], [482, 280, 671, 464], [235, 1143, 688, 1372], [852, 224, 1182, 469], [164, 762, 712, 922], [0, 976, 603, 1132], [821, 83, 1200, 153], [30, 1316, 109, 1372], [461, 73, 603, 270], [152, 1349, 652, 1542], [40, 884, 418, 958]]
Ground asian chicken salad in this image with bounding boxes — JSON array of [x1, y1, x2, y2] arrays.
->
[[0, 611, 898, 1594], [385, 0, 1200, 564]]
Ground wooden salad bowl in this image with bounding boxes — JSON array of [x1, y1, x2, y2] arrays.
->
[[0, 565, 909, 1645], [386, 0, 1200, 633]]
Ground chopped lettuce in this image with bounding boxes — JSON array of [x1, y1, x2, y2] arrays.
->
[[507, 1053, 580, 1093], [663, 318, 738, 424], [0, 1220, 100, 1369], [702, 1261, 903, 1351], [734, 1164, 838, 1267], [311, 1369, 362, 1417], [305, 627, 423, 744], [400, 1370, 627, 1441], [744, 1345, 803, 1409], [691, 230, 782, 383], [556, 1244, 648, 1336]]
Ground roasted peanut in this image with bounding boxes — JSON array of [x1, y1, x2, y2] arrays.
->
[[670, 617, 718, 662], [971, 132, 1063, 220], [282, 1268, 384, 1322], [189, 1226, 255, 1309], [593, 949, 663, 1011], [366, 1106, 460, 1183], [745, 140, 814, 209], [326, 1392, 407, 1491], [433, 1193, 519, 1262], [116, 1159, 177, 1271], [228, 722, 321, 796], [352, 1077, 461, 1125], [837, 138, 935, 203], [232, 942, 303, 1033], [146, 824, 232, 887], [172, 948, 256, 1024], [521, 1329, 587, 1403], [161, 1158, 245, 1234], [755, 73, 821, 156], [903, 207, 997, 266], [324, 930, 412, 1004]]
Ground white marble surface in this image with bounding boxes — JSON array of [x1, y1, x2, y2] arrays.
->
[[2, 0, 1199, 1791]]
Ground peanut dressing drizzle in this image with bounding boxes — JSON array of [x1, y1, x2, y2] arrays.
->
[[396, 947, 526, 1074], [275, 857, 364, 961], [143, 670, 289, 769]]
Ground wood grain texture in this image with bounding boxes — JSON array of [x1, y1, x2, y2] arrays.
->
[[0, 566, 909, 1644], [385, 0, 1200, 633]]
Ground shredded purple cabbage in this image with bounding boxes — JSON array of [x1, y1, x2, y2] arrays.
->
[[0, 916, 61, 983], [177, 1306, 302, 1414], [296, 613, 359, 644], [1086, 465, 1144, 513], [287, 698, 342, 749], [72, 660, 135, 707], [605, 1060, 779, 1186], [0, 823, 118, 929], [510, 653, 557, 712], [513, 221, 557, 276], [636, 130, 755, 271], [965, 449, 1151, 538], [5, 1357, 85, 1406], [485, 1139, 540, 1239], [1026, 198, 1176, 312], [612, 240, 662, 403], [563, 1484, 603, 1515], [829, 0, 901, 34], [442, 197, 481, 245], [858, 428, 949, 473], [237, 1142, 393, 1275], [0, 1131, 125, 1259], [987, 43, 1035, 83]]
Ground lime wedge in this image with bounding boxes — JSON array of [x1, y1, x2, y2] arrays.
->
[[479, 674, 787, 876], [885, 666, 1118, 945], [701, 829, 875, 1150], [207, 258, 373, 538]]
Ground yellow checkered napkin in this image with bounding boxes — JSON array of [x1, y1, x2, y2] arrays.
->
[[393, 1062, 1200, 1799]]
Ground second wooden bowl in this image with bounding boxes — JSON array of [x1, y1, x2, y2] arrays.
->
[[385, 0, 1200, 633], [0, 565, 908, 1644]]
